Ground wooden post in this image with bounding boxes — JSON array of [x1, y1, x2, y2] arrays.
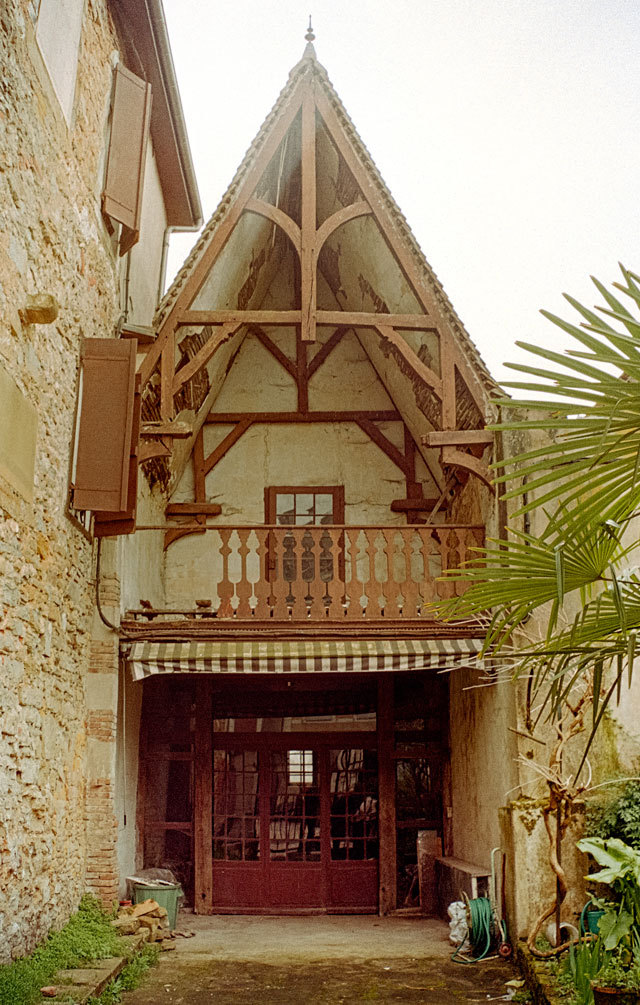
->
[[300, 88, 316, 342], [194, 679, 213, 913], [378, 676, 396, 914]]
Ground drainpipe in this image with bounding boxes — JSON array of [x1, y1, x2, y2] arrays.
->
[[157, 224, 174, 305]]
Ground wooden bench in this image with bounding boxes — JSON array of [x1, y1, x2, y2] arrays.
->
[[435, 856, 491, 918]]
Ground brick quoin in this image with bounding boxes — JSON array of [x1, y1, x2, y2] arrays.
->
[[85, 778, 119, 906]]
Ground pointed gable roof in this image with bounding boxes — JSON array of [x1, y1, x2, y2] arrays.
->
[[138, 42, 498, 498], [156, 46, 495, 391]]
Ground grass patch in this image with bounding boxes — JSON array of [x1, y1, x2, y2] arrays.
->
[[87, 944, 160, 1005], [0, 895, 123, 1005]]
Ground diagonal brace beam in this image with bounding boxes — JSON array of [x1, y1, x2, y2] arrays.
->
[[356, 419, 412, 477]]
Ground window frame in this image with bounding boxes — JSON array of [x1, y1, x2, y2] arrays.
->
[[264, 486, 345, 526]]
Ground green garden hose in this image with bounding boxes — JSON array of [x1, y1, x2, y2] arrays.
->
[[452, 896, 493, 963]]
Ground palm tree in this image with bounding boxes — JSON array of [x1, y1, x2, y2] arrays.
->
[[437, 264, 640, 769], [436, 264, 640, 954]]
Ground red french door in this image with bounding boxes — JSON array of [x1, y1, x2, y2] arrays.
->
[[211, 735, 378, 911]]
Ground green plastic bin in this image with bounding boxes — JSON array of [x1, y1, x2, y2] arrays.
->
[[132, 883, 182, 931]]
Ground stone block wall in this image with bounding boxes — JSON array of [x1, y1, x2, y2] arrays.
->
[[0, 0, 125, 962]]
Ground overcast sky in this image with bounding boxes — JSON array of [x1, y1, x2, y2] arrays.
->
[[162, 0, 640, 386]]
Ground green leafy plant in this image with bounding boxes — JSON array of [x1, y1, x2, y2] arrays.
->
[[87, 944, 160, 1005], [588, 782, 640, 848], [0, 895, 123, 1005], [433, 264, 640, 769], [577, 837, 640, 954], [593, 955, 640, 991], [567, 937, 609, 1004]]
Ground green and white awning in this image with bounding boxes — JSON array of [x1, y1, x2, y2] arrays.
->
[[126, 637, 483, 681]]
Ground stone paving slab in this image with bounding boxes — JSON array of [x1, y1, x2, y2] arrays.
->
[[120, 913, 520, 1004], [121, 955, 517, 1004], [41, 957, 125, 1003], [39, 931, 150, 1003]]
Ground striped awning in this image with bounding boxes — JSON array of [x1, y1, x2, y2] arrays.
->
[[126, 637, 483, 681]]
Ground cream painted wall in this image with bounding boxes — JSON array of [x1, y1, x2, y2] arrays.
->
[[127, 146, 168, 326], [35, 0, 85, 123], [163, 324, 434, 605], [449, 667, 519, 868], [114, 482, 166, 885]]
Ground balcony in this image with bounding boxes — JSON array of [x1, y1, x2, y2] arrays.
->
[[159, 524, 484, 624]]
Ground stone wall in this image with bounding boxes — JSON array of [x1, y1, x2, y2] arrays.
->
[[0, 0, 161, 962]]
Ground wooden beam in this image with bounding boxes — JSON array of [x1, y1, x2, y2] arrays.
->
[[296, 330, 308, 412], [140, 421, 192, 438], [441, 445, 494, 490], [423, 430, 493, 447], [163, 523, 205, 550], [314, 201, 372, 255], [390, 498, 445, 513], [307, 327, 348, 379], [315, 88, 441, 324], [174, 310, 438, 330], [403, 428, 419, 524], [138, 441, 171, 463], [313, 88, 493, 426], [177, 310, 302, 327], [375, 325, 443, 399], [440, 332, 457, 430], [194, 679, 213, 914], [166, 503, 222, 516], [300, 87, 317, 342], [318, 312, 437, 330], [244, 197, 301, 254], [193, 428, 206, 502], [203, 419, 252, 476], [205, 410, 402, 423], [159, 330, 174, 420], [356, 418, 411, 477], [250, 326, 297, 380], [120, 322, 156, 344], [172, 322, 241, 393], [378, 676, 396, 915], [138, 75, 308, 389]]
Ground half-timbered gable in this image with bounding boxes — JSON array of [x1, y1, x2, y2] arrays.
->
[[122, 36, 517, 919]]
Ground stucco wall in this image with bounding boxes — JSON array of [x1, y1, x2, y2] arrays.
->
[[127, 146, 168, 325], [449, 666, 519, 868], [163, 327, 435, 605]]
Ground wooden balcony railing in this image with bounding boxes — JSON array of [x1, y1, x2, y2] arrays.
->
[[179, 524, 483, 622]]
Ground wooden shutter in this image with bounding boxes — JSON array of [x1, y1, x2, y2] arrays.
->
[[72, 338, 137, 513], [101, 63, 152, 256], [93, 381, 140, 538]]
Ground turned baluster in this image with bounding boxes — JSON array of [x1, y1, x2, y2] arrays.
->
[[363, 529, 383, 619], [234, 528, 253, 618], [270, 529, 291, 620], [344, 528, 364, 619], [323, 527, 345, 618], [401, 527, 420, 618], [252, 527, 272, 619], [381, 529, 403, 618], [307, 528, 327, 620], [217, 528, 235, 617], [288, 529, 309, 620]]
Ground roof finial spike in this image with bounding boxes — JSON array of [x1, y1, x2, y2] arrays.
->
[[302, 15, 317, 60]]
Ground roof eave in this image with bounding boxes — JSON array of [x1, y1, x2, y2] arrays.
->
[[111, 0, 203, 230]]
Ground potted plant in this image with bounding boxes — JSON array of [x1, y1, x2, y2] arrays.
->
[[591, 955, 640, 1004], [577, 837, 640, 1003]]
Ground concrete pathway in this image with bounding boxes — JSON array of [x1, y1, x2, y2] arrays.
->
[[123, 912, 520, 1004]]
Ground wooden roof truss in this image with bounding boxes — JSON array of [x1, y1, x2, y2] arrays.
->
[[137, 58, 494, 494]]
